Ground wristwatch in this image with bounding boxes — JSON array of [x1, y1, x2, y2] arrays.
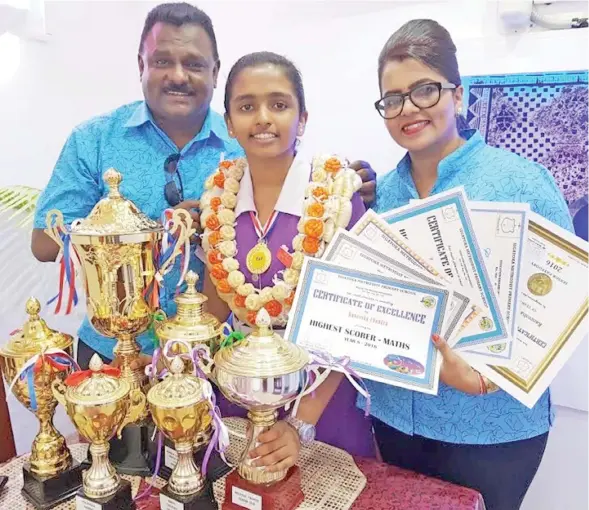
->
[[285, 415, 316, 446]]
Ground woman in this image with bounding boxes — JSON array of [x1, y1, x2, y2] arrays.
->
[[366, 19, 573, 510], [200, 51, 376, 472]]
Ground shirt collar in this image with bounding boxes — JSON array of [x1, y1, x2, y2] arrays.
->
[[397, 129, 485, 192], [235, 151, 310, 218], [124, 101, 232, 144]]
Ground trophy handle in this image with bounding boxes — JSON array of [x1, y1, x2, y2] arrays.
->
[[51, 379, 67, 407], [117, 389, 147, 437], [158, 209, 196, 276], [44, 210, 66, 250]]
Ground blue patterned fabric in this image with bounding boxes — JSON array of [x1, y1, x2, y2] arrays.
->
[[359, 129, 573, 445], [33, 101, 244, 359]]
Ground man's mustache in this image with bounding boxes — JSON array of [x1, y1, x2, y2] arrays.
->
[[163, 85, 195, 95]]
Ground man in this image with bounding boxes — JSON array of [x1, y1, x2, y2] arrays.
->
[[32, 2, 376, 368]]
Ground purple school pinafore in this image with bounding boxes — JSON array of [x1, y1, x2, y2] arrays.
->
[[213, 162, 375, 459]]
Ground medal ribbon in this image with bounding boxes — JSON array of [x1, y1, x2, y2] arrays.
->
[[249, 210, 279, 243]]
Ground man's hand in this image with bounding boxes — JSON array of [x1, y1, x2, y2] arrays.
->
[[174, 199, 201, 241], [248, 420, 301, 473], [349, 160, 376, 207]]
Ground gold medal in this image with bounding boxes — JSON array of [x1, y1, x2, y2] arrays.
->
[[527, 272, 553, 296], [246, 242, 272, 275]]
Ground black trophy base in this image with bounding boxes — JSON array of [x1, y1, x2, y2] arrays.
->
[[88, 421, 155, 477], [155, 437, 231, 482], [75, 479, 135, 510], [21, 460, 84, 509], [160, 480, 218, 510]]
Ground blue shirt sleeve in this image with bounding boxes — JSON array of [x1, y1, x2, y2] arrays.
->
[[527, 163, 574, 233], [33, 128, 101, 229]]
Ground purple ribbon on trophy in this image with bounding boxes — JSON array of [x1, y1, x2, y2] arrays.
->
[[201, 379, 231, 476], [288, 349, 371, 418]]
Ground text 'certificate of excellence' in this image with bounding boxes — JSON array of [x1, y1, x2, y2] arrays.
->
[[284, 258, 450, 394], [380, 187, 508, 350], [472, 212, 588, 408], [462, 202, 530, 365]]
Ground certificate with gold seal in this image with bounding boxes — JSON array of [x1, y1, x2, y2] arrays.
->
[[472, 212, 589, 408], [284, 258, 451, 394]]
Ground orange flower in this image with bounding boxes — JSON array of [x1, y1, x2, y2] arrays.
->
[[304, 219, 324, 238], [234, 294, 247, 308], [264, 300, 283, 317], [324, 157, 342, 173], [208, 231, 221, 246], [219, 160, 233, 170], [246, 310, 258, 326], [208, 249, 221, 265], [213, 172, 225, 188], [210, 196, 222, 212], [217, 279, 232, 294], [302, 236, 320, 254], [211, 263, 228, 280], [205, 214, 220, 230], [312, 187, 329, 201], [306, 203, 324, 218], [285, 291, 296, 306]]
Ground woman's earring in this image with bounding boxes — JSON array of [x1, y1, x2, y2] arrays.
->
[[456, 105, 463, 116]]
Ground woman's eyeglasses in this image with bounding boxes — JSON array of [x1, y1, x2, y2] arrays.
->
[[164, 154, 183, 206], [374, 82, 457, 120]]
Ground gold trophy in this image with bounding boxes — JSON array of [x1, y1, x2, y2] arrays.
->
[[53, 354, 134, 509], [44, 168, 194, 475], [213, 309, 310, 510], [147, 356, 216, 510], [0, 297, 84, 508], [151, 270, 223, 480]]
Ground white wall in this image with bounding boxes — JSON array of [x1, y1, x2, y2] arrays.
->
[[0, 1, 587, 508]]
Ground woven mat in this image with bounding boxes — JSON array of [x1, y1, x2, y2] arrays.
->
[[0, 418, 366, 510]]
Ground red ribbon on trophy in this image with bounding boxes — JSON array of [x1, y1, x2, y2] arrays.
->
[[65, 366, 121, 387]]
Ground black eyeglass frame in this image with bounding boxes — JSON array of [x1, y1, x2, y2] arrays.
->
[[374, 81, 457, 120], [163, 154, 184, 207]]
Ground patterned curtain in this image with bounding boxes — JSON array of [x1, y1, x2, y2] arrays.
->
[[462, 71, 588, 240]]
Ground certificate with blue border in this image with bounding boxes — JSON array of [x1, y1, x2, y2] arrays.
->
[[284, 258, 450, 394], [381, 187, 508, 350], [463, 202, 529, 364]]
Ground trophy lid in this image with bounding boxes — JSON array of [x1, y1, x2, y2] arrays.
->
[[213, 309, 309, 378], [156, 271, 222, 346], [65, 354, 130, 406], [70, 169, 162, 236], [147, 356, 208, 409], [0, 298, 73, 358]]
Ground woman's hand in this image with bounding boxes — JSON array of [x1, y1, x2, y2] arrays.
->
[[248, 420, 301, 473], [432, 334, 481, 395]]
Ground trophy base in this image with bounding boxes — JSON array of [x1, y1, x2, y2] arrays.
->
[[222, 466, 304, 510], [75, 479, 135, 510], [155, 437, 231, 482], [87, 421, 154, 477], [21, 460, 85, 509], [160, 480, 218, 510]]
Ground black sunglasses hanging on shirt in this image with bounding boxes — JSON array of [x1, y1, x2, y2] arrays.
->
[[164, 154, 184, 207]]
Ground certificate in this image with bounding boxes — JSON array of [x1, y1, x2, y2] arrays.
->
[[284, 258, 450, 394], [463, 202, 529, 365], [322, 228, 470, 343], [380, 187, 508, 350], [471, 213, 588, 408]]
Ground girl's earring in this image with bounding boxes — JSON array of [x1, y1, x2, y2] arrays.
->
[[456, 105, 463, 116]]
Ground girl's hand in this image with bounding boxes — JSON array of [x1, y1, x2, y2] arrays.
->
[[432, 334, 481, 395], [248, 420, 301, 473]]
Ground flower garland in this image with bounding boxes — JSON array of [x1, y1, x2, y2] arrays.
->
[[201, 155, 362, 327]]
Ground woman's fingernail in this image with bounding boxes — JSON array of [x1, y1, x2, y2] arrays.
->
[[432, 334, 440, 343]]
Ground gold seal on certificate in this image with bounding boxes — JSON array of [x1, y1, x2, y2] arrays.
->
[[527, 273, 553, 296]]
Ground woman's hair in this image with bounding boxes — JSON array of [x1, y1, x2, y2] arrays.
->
[[378, 19, 461, 86], [378, 19, 469, 131], [224, 52, 306, 114]]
